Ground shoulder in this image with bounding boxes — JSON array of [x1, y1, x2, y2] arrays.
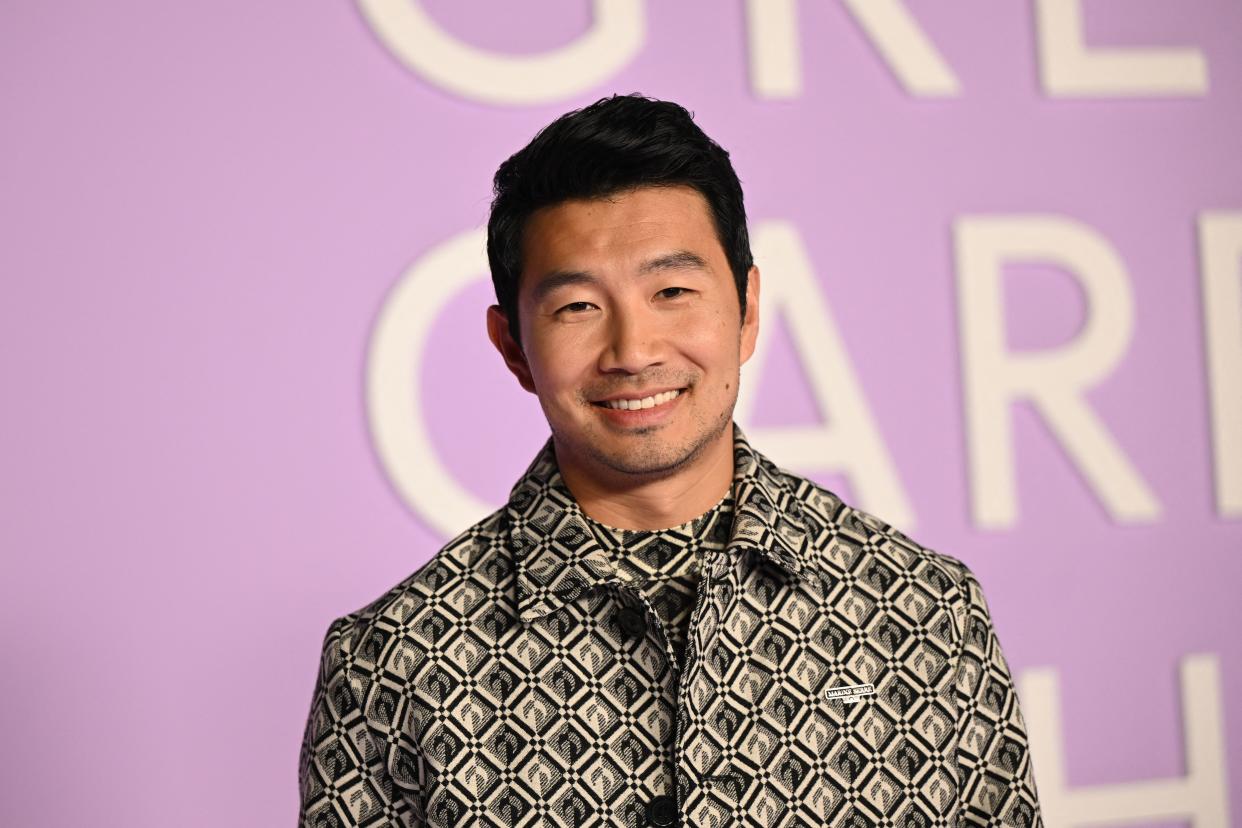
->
[[318, 506, 516, 675], [763, 456, 977, 602]]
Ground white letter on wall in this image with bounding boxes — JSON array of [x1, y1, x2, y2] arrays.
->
[[746, 0, 959, 99], [738, 221, 915, 531], [368, 229, 492, 537], [745, 0, 802, 99], [1020, 655, 1230, 827], [839, 0, 960, 96], [955, 215, 1160, 528], [1198, 212, 1242, 518], [356, 0, 645, 105], [1034, 0, 1208, 97]]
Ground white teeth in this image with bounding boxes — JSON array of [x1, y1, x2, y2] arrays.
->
[[603, 389, 682, 410]]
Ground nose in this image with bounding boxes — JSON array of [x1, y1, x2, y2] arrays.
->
[[597, 305, 665, 375]]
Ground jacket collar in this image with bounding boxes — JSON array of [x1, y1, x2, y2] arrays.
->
[[509, 424, 813, 622]]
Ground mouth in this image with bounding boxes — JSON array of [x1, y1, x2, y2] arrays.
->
[[591, 388, 685, 411]]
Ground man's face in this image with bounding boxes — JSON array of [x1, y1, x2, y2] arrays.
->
[[488, 184, 760, 484]]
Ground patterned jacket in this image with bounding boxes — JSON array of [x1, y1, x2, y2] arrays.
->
[[299, 426, 1042, 827]]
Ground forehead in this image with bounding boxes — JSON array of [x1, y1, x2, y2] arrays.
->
[[520, 185, 723, 281]]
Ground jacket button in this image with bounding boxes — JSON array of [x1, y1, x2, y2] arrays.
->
[[645, 795, 677, 826], [616, 607, 647, 639]]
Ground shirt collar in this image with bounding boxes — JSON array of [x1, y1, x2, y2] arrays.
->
[[509, 424, 813, 622]]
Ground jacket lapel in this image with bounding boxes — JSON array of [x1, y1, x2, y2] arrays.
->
[[509, 439, 615, 622], [727, 425, 815, 578]]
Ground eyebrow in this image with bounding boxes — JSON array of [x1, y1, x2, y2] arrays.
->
[[640, 250, 709, 274], [529, 249, 710, 303]]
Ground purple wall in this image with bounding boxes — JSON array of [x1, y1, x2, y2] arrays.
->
[[2, 1, 1239, 825]]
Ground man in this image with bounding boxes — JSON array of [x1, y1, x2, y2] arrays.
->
[[299, 94, 1042, 827]]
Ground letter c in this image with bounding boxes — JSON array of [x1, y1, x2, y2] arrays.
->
[[367, 228, 493, 538]]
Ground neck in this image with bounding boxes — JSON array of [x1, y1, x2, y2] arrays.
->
[[555, 425, 736, 531]]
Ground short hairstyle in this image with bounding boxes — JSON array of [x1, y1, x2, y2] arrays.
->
[[486, 93, 753, 347]]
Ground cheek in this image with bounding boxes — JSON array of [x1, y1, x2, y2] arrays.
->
[[678, 311, 740, 371], [526, 332, 594, 398]]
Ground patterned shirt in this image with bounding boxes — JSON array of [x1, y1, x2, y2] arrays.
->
[[298, 426, 1043, 827], [582, 492, 734, 671]]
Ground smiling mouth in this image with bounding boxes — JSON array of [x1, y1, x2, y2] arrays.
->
[[592, 388, 684, 411]]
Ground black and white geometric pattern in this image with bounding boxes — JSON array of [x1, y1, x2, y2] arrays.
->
[[582, 491, 734, 670], [299, 426, 1043, 827]]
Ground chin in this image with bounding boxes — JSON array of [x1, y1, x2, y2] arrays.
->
[[598, 449, 694, 477], [591, 429, 718, 478]]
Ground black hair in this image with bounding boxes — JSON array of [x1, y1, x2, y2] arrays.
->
[[486, 93, 752, 347]]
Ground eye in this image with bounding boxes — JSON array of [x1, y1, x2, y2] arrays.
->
[[556, 301, 597, 314], [657, 287, 690, 300]]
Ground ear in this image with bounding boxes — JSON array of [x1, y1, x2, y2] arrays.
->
[[486, 305, 537, 394], [739, 265, 761, 365]]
